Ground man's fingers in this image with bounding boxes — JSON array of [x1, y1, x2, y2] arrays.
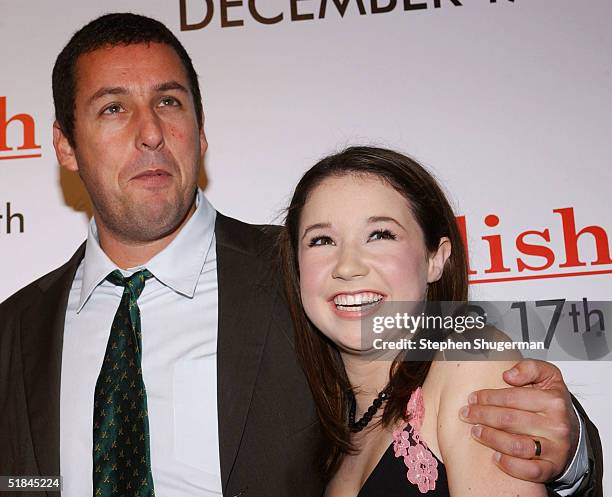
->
[[492, 451, 558, 483], [503, 359, 561, 388], [471, 425, 552, 461], [459, 404, 547, 437], [469, 387, 559, 412]]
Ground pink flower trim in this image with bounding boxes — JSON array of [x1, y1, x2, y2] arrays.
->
[[392, 387, 438, 493]]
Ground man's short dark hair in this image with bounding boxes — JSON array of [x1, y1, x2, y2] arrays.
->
[[52, 13, 203, 147]]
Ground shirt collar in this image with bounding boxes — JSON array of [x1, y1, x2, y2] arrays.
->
[[78, 189, 216, 312]]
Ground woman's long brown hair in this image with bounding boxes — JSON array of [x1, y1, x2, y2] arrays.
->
[[278, 146, 469, 479]]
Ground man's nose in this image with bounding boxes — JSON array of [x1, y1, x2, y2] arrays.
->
[[332, 246, 369, 281], [135, 108, 164, 151]]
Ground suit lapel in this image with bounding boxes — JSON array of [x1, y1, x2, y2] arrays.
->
[[215, 214, 277, 492], [20, 244, 84, 486]]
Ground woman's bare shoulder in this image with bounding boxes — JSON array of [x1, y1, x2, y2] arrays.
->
[[427, 341, 546, 496]]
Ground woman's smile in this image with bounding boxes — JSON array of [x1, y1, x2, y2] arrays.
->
[[329, 290, 386, 319]]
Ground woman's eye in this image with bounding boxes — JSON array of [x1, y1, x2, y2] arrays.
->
[[102, 103, 124, 115], [308, 236, 335, 247], [369, 229, 397, 241]]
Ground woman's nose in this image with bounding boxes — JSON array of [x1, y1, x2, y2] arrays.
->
[[331, 246, 369, 280]]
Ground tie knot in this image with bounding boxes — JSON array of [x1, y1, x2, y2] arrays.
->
[[106, 269, 153, 299]]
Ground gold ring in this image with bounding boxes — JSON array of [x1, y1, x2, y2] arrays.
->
[[533, 439, 542, 458]]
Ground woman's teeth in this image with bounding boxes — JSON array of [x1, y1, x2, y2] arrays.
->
[[333, 292, 383, 311]]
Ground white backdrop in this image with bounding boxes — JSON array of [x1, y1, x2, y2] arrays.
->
[[1, 0, 610, 490]]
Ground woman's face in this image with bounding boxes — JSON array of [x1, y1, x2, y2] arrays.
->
[[297, 174, 450, 354]]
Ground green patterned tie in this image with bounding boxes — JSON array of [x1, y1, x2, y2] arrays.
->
[[93, 269, 155, 497]]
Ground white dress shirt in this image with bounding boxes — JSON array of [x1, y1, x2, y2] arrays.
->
[[60, 190, 222, 496], [553, 403, 589, 496]]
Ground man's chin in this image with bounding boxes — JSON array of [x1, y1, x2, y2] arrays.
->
[[124, 204, 188, 241]]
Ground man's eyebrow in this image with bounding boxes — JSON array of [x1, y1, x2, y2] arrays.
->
[[302, 222, 331, 240], [153, 81, 189, 93], [368, 216, 406, 231], [87, 86, 129, 106]]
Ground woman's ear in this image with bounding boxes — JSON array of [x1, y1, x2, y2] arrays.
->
[[427, 237, 452, 283], [53, 121, 79, 172]]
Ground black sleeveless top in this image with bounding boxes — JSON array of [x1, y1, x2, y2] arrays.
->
[[357, 387, 450, 497], [356, 387, 450, 497], [357, 428, 450, 497]]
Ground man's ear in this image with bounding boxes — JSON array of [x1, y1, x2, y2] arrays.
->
[[53, 121, 78, 172], [427, 237, 452, 283], [199, 124, 208, 160]]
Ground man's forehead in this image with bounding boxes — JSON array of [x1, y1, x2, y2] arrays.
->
[[75, 42, 189, 97]]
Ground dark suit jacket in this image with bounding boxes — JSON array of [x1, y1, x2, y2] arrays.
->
[[0, 213, 604, 497], [0, 213, 324, 497]]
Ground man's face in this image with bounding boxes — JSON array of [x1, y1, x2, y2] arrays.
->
[[55, 42, 206, 244]]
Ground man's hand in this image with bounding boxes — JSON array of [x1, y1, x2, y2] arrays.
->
[[459, 359, 580, 483]]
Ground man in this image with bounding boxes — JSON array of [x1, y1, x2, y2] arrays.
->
[[0, 13, 602, 497]]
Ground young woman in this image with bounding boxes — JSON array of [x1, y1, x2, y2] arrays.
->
[[279, 146, 546, 496]]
